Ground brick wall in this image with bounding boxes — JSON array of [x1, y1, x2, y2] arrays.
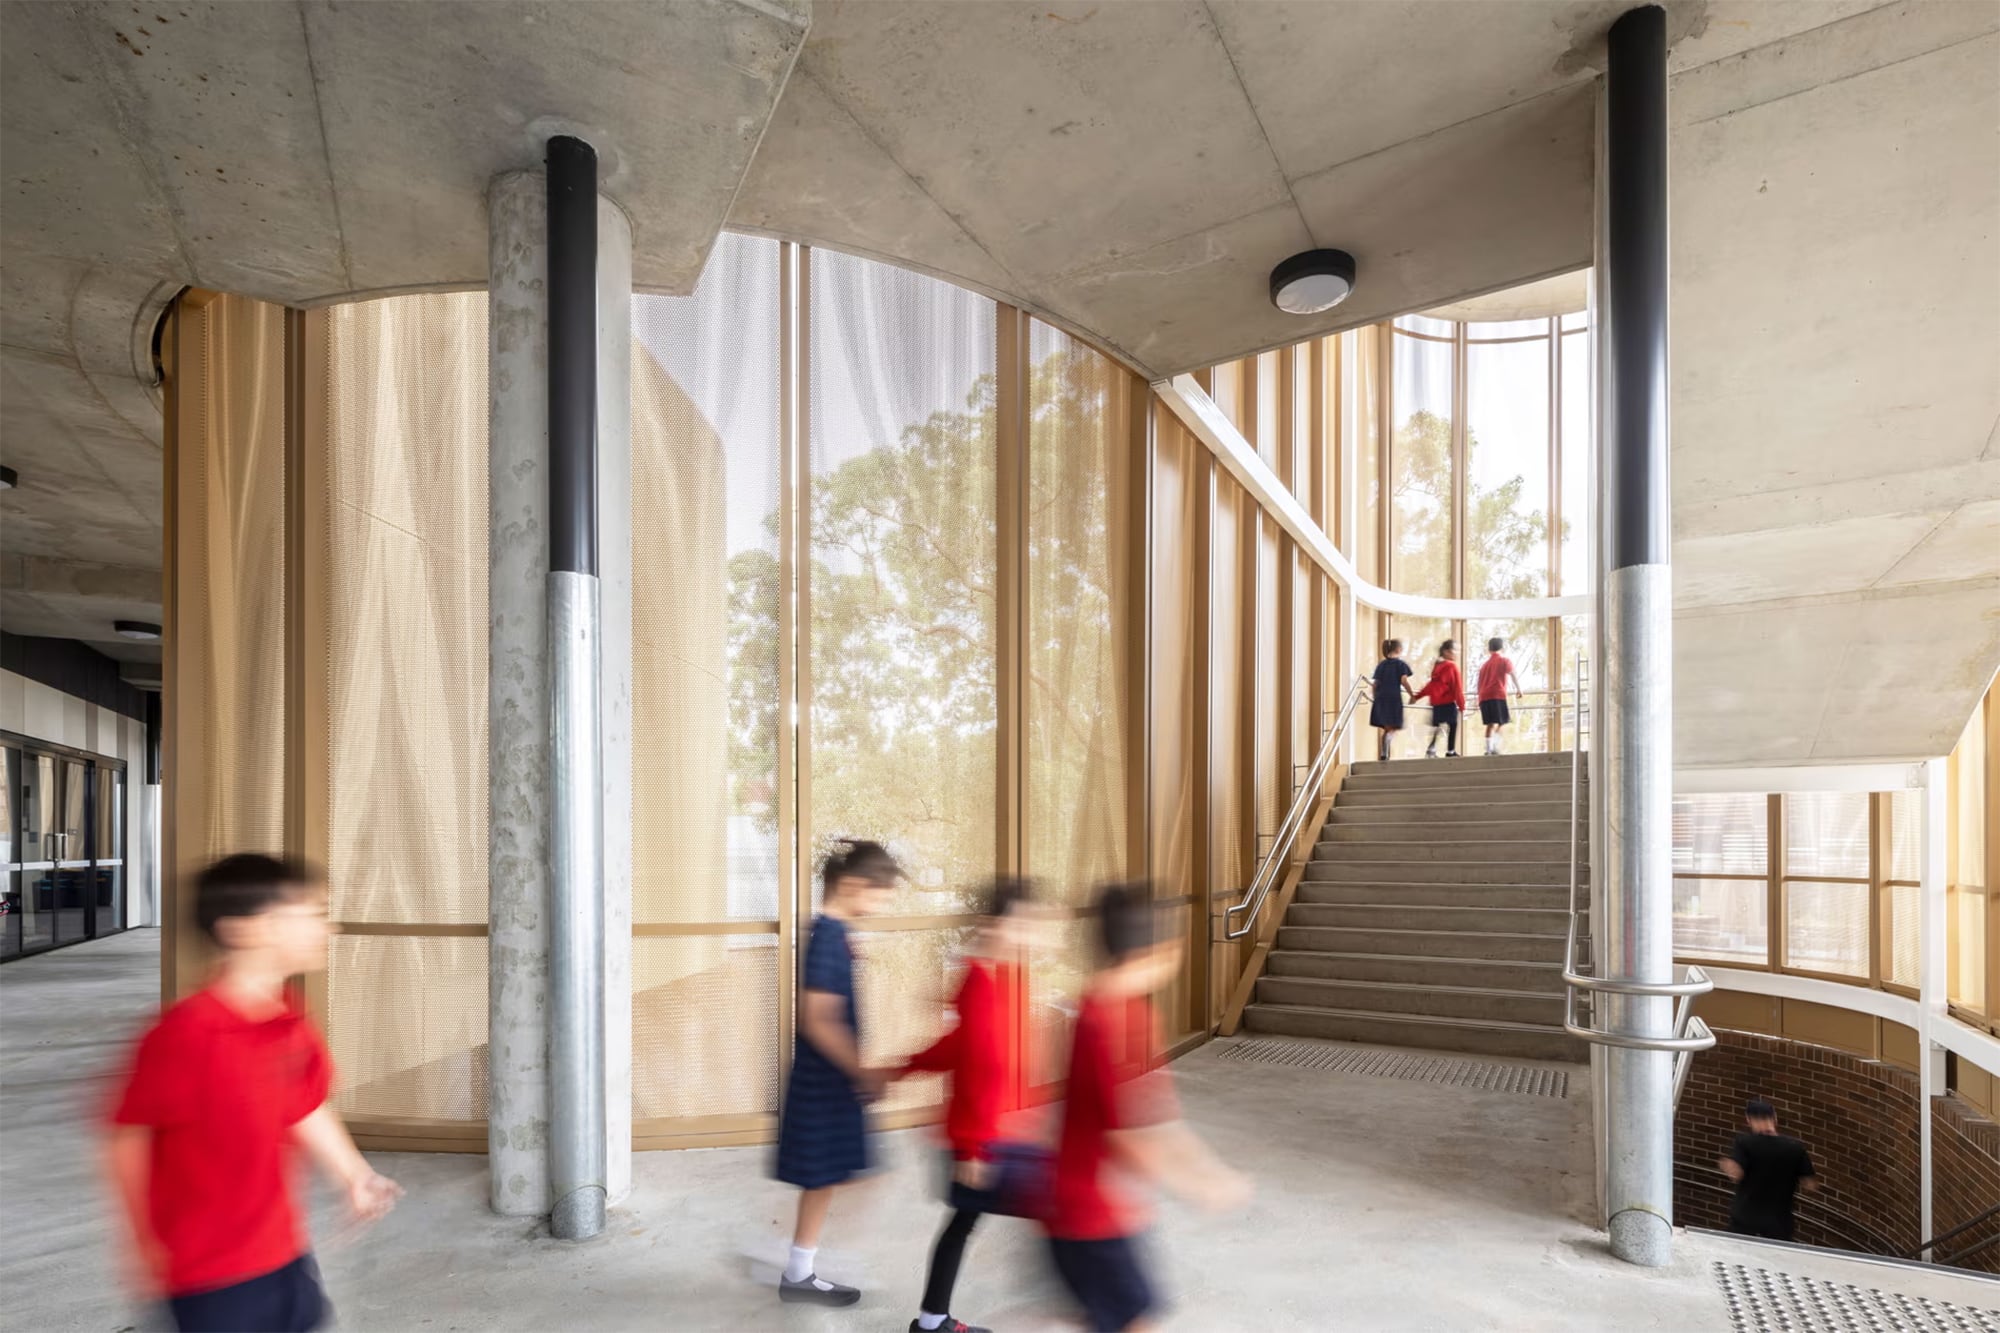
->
[[1674, 1028, 1921, 1258], [1933, 1093, 2000, 1275]]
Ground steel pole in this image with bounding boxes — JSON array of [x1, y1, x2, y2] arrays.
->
[[1599, 4, 1675, 1268], [546, 134, 606, 1242]]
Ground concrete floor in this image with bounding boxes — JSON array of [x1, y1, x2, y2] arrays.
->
[[6, 931, 1997, 1332]]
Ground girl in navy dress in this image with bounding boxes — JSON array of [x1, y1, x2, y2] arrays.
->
[[1369, 639, 1417, 761], [774, 839, 900, 1306]]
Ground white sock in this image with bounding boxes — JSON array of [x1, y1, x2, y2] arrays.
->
[[785, 1245, 816, 1283], [918, 1316, 947, 1331]]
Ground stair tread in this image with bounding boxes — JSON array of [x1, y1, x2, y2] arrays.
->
[[1279, 924, 1566, 940], [1242, 1001, 1573, 1035], [1259, 976, 1564, 1000], [1267, 949, 1562, 969], [1298, 879, 1576, 889]]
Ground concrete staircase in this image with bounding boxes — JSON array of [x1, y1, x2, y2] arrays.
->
[[1243, 749, 1588, 1062]]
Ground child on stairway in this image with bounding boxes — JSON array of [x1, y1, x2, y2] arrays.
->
[[1412, 639, 1466, 758], [1476, 637, 1523, 756], [1368, 639, 1417, 761]]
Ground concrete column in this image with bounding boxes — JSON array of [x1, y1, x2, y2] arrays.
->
[[1597, 3, 1675, 1269], [487, 164, 634, 1225], [595, 195, 634, 1206], [489, 169, 553, 1218], [1917, 757, 1949, 1251]]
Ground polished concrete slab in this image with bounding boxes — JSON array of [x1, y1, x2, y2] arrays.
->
[[5, 931, 1996, 1331]]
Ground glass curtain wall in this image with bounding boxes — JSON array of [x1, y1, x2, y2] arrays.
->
[[1946, 676, 1999, 1028]]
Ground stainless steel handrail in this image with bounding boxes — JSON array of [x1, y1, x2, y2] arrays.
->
[[1223, 674, 1369, 943], [1557, 650, 1716, 1081]]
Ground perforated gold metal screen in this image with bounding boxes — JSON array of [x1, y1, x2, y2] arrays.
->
[[315, 292, 490, 1125], [164, 294, 289, 996]]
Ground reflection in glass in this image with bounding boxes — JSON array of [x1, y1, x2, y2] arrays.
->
[[1673, 794, 1769, 875], [1674, 878, 1767, 964], [1786, 880, 1869, 977]]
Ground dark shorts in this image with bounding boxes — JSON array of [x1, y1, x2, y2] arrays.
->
[[1480, 699, 1510, 726], [169, 1255, 327, 1333], [1429, 703, 1459, 728], [1050, 1235, 1158, 1332]]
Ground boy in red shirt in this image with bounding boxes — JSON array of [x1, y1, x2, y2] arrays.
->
[[897, 877, 1037, 1333], [1046, 883, 1249, 1332], [1412, 638, 1467, 758], [1476, 636, 1524, 755], [106, 854, 400, 1332]]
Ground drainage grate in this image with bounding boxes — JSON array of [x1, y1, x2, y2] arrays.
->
[[1714, 1261, 2000, 1333], [1215, 1037, 1569, 1097]]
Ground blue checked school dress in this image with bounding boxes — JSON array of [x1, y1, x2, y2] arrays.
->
[[774, 913, 870, 1188]]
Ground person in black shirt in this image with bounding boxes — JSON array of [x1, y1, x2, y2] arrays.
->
[[1720, 1098, 1818, 1241]]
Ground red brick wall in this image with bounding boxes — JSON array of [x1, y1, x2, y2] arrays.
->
[[1674, 1028, 1920, 1258], [1933, 1092, 2000, 1275]]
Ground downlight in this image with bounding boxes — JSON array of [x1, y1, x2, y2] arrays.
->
[[114, 621, 162, 641], [1270, 248, 1357, 315]]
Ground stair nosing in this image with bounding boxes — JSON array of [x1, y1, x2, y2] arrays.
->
[[1266, 949, 1563, 968], [1241, 1001, 1578, 1036]]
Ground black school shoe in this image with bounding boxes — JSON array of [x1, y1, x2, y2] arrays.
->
[[909, 1320, 990, 1333], [779, 1274, 861, 1306]]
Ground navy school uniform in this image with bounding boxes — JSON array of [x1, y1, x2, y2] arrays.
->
[[774, 913, 870, 1188], [1370, 657, 1413, 730]]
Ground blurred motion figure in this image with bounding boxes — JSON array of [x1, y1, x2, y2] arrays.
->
[[104, 855, 400, 1333], [895, 877, 1041, 1333], [1045, 883, 1249, 1332]]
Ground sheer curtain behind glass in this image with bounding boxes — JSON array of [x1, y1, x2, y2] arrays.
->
[[1673, 794, 1768, 965], [1784, 792, 1870, 977], [320, 292, 489, 1121], [629, 233, 785, 1121], [1390, 322, 1454, 599], [1951, 707, 1988, 1011]]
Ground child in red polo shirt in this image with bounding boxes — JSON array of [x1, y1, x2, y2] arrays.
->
[[1046, 883, 1250, 1333], [897, 877, 1038, 1333], [106, 854, 400, 1332]]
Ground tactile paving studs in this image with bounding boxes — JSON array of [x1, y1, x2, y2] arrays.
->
[[1713, 1260, 2000, 1333], [1217, 1037, 1569, 1097]]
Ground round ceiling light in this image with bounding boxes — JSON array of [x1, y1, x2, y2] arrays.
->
[[1270, 248, 1357, 315], [114, 621, 162, 641], [0, 465, 16, 490]]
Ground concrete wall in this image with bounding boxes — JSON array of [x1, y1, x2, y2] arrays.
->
[[0, 667, 153, 929]]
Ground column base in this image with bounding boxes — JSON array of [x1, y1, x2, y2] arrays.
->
[[550, 1185, 607, 1241], [1609, 1207, 1673, 1267]]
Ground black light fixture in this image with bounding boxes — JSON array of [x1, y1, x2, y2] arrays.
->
[[1270, 248, 1358, 315], [114, 621, 162, 641], [0, 465, 16, 490]]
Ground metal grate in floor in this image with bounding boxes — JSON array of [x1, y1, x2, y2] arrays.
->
[[1215, 1037, 1569, 1097], [1714, 1261, 2000, 1333]]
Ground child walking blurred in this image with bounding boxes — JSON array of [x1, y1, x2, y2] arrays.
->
[[894, 878, 1039, 1333], [773, 839, 901, 1306], [1045, 883, 1250, 1332], [1413, 639, 1466, 758], [1369, 639, 1416, 761], [1476, 637, 1523, 755], [105, 854, 400, 1333]]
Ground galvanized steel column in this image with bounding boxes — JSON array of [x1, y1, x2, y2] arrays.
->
[[545, 134, 608, 1243], [1598, 3, 1676, 1268]]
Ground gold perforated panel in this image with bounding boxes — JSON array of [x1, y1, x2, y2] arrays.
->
[[632, 935, 781, 1119], [164, 294, 289, 995], [1025, 319, 1131, 906], [854, 927, 965, 1114], [328, 934, 488, 1120], [320, 293, 489, 926]]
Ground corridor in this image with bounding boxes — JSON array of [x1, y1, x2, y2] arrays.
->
[[6, 932, 1996, 1331]]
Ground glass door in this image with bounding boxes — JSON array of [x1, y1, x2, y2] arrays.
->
[[93, 765, 125, 935], [53, 757, 91, 944], [19, 753, 58, 953], [1, 747, 18, 959]]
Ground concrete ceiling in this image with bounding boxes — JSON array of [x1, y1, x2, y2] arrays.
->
[[0, 0, 1994, 767]]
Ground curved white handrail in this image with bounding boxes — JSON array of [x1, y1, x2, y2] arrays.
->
[[1153, 372, 1592, 622]]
